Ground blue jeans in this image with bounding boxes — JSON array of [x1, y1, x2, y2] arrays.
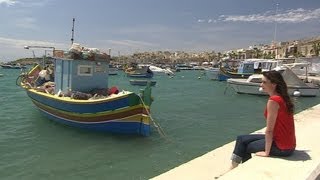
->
[[231, 134, 294, 163]]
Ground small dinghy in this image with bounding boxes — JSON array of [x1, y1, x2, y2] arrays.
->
[[129, 79, 157, 86]]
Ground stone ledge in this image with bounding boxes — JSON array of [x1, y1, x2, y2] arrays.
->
[[220, 104, 320, 180], [151, 104, 320, 180]]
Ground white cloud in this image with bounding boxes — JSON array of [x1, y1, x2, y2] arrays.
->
[[115, 25, 176, 34], [18, 0, 49, 7], [0, 36, 67, 49], [0, 0, 49, 7], [198, 19, 215, 23], [0, 36, 68, 61], [106, 40, 157, 48], [15, 17, 37, 29], [222, 8, 320, 23], [0, 0, 17, 6]]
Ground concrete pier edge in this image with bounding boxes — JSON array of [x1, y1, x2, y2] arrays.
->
[[151, 103, 320, 180]]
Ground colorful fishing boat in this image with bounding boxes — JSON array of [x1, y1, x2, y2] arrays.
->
[[217, 61, 254, 81], [216, 59, 281, 81], [18, 45, 153, 136]]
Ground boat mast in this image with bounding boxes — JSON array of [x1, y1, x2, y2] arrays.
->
[[273, 3, 279, 59], [71, 18, 75, 45]]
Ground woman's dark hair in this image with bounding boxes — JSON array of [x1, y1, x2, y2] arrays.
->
[[262, 70, 294, 114]]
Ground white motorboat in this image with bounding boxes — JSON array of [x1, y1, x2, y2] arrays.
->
[[148, 65, 175, 76], [108, 64, 118, 75], [227, 68, 319, 97]]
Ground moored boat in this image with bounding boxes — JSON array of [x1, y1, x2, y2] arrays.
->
[[129, 79, 157, 86], [125, 65, 154, 78], [217, 59, 282, 81], [218, 63, 253, 81], [148, 65, 175, 76], [175, 63, 193, 71], [1, 63, 27, 69], [227, 68, 319, 97], [205, 67, 220, 80], [108, 64, 118, 75], [18, 45, 154, 136]]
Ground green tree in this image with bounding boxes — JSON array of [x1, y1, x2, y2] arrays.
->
[[217, 52, 222, 61], [312, 42, 320, 56], [253, 48, 263, 58]]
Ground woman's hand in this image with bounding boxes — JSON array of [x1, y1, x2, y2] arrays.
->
[[255, 151, 269, 157]]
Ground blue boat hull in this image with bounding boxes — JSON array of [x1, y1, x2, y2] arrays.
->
[[24, 88, 152, 136], [39, 107, 150, 136]]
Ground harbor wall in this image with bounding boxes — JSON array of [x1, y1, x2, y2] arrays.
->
[[152, 103, 320, 180]]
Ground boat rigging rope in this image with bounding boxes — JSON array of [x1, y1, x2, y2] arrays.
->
[[16, 72, 32, 88], [138, 95, 168, 139], [15, 73, 25, 87], [223, 84, 230, 95]]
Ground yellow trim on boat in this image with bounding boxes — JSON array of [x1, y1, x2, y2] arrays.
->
[[115, 114, 150, 124], [32, 100, 149, 117], [25, 86, 132, 104], [28, 64, 41, 75]]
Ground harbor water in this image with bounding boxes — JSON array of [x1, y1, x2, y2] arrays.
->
[[1, 68, 319, 180]]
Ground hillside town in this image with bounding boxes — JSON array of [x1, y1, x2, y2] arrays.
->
[[112, 35, 320, 65], [1, 35, 320, 67]]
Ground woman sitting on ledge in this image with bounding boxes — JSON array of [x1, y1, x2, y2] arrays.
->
[[230, 70, 296, 169]]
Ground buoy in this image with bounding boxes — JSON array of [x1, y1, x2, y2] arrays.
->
[[293, 90, 301, 97], [259, 87, 264, 92], [198, 76, 201, 79]]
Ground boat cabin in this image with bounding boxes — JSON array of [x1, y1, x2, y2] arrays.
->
[[54, 53, 110, 94], [237, 61, 254, 74]]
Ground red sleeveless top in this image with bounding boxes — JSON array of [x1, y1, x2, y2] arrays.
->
[[264, 95, 296, 150]]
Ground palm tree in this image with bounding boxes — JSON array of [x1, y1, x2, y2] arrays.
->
[[312, 42, 320, 56], [253, 48, 263, 58], [217, 52, 222, 61]]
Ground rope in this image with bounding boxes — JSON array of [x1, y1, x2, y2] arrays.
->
[[16, 73, 26, 87], [16, 75, 22, 86], [224, 83, 230, 95], [138, 95, 168, 139]]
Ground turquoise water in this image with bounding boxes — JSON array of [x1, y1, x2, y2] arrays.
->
[[1, 68, 319, 180]]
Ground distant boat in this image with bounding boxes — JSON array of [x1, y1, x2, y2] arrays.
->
[[148, 65, 175, 76], [108, 64, 118, 75], [130, 79, 157, 86], [1, 63, 26, 69], [215, 59, 281, 81], [205, 67, 220, 80], [125, 65, 154, 78], [218, 65, 253, 81], [227, 68, 319, 97], [175, 64, 193, 70]]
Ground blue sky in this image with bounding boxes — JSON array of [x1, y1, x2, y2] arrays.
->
[[0, 0, 320, 62]]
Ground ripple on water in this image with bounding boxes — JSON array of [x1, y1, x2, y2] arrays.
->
[[0, 70, 319, 179]]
